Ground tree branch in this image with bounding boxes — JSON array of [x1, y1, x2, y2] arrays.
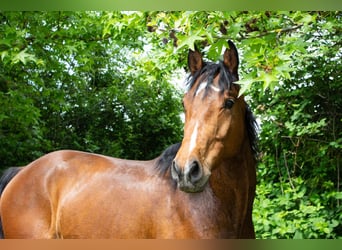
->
[[243, 24, 304, 39]]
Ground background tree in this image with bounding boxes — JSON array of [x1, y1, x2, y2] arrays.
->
[[0, 11, 341, 238], [0, 11, 184, 165]]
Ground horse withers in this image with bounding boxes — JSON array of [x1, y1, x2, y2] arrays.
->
[[0, 40, 258, 239]]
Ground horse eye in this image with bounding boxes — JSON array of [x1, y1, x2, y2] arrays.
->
[[224, 99, 235, 109]]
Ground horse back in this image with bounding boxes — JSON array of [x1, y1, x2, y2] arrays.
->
[[0, 150, 142, 238]]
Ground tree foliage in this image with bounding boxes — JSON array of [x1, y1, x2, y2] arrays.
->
[[0, 11, 341, 238], [0, 11, 183, 164]]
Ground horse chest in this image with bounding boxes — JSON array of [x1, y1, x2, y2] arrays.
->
[[149, 189, 235, 238]]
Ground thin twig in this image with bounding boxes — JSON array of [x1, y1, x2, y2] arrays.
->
[[281, 136, 329, 144], [283, 152, 295, 190], [246, 25, 304, 39], [275, 143, 284, 194]]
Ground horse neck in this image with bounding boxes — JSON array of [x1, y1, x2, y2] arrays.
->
[[209, 137, 256, 205]]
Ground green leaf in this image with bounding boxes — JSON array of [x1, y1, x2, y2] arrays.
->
[[293, 230, 303, 239], [177, 32, 205, 51], [336, 192, 342, 200], [259, 72, 278, 92], [207, 39, 227, 60], [236, 78, 255, 97], [0, 113, 9, 122], [1, 50, 9, 61], [11, 49, 37, 65]]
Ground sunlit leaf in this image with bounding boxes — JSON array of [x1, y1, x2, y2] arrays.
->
[[176, 32, 205, 51], [11, 49, 37, 65]]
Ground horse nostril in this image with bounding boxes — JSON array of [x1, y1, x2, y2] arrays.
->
[[171, 160, 181, 180], [188, 161, 202, 183]]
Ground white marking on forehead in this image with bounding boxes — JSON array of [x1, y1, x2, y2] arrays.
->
[[210, 85, 221, 92], [188, 122, 199, 156], [195, 81, 207, 96], [195, 81, 221, 96]]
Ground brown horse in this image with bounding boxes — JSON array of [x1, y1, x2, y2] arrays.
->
[[0, 40, 258, 239]]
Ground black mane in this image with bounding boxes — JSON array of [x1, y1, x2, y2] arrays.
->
[[155, 142, 181, 175], [186, 61, 236, 95], [245, 105, 259, 158]]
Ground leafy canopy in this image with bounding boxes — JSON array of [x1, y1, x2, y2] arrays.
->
[[0, 11, 341, 238]]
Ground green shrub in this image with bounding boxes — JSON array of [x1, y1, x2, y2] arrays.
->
[[253, 169, 342, 239]]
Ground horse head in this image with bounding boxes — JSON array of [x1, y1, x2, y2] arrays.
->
[[172, 41, 250, 193]]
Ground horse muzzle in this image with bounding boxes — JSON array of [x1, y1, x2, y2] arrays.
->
[[171, 159, 210, 193]]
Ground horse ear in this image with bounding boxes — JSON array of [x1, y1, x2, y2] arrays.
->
[[223, 40, 239, 81], [188, 49, 203, 75]]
